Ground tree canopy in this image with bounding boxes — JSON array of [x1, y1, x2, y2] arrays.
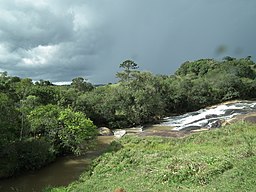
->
[[1, 56, 256, 178]]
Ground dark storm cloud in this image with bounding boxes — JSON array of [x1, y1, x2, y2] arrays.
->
[[0, 2, 74, 49], [102, 0, 256, 76], [0, 0, 103, 83], [0, 0, 255, 83]]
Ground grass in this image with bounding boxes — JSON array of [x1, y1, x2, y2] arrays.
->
[[45, 122, 256, 192]]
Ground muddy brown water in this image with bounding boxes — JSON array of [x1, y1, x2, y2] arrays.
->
[[0, 136, 115, 192]]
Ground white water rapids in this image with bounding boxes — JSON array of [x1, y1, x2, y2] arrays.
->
[[161, 101, 256, 131]]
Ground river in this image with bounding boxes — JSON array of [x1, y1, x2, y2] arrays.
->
[[1, 100, 256, 191], [160, 100, 256, 131], [0, 136, 115, 192]]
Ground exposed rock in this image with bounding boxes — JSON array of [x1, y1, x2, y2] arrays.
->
[[113, 130, 126, 138], [162, 100, 256, 131], [205, 114, 218, 119], [98, 127, 113, 136], [139, 125, 190, 137], [222, 120, 231, 127], [228, 113, 256, 124], [244, 115, 256, 124], [208, 119, 222, 128], [125, 126, 143, 133]]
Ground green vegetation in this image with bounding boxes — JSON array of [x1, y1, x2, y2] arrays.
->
[[0, 73, 97, 178], [76, 57, 256, 127], [46, 122, 256, 192], [28, 105, 96, 155], [0, 56, 256, 179]]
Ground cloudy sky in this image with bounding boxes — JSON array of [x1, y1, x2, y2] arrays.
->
[[0, 0, 255, 84]]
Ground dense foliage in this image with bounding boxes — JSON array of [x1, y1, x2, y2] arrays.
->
[[0, 56, 255, 178], [76, 57, 256, 127], [0, 74, 97, 178], [47, 122, 256, 192]]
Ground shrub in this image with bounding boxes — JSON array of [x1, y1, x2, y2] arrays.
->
[[0, 139, 55, 178]]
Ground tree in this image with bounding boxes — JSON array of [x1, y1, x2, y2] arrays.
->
[[15, 78, 33, 99], [30, 85, 57, 105], [212, 74, 244, 101], [15, 78, 34, 140], [0, 71, 11, 93], [28, 105, 97, 155], [35, 79, 53, 86], [223, 56, 236, 61], [175, 59, 217, 77], [71, 77, 94, 92], [116, 60, 139, 82], [188, 79, 213, 109], [170, 78, 194, 112], [19, 95, 40, 138], [114, 72, 165, 126], [76, 85, 119, 127], [28, 104, 60, 138], [58, 109, 97, 154], [0, 93, 20, 146], [57, 87, 78, 109]]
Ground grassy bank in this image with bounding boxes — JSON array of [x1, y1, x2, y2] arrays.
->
[[46, 122, 256, 192]]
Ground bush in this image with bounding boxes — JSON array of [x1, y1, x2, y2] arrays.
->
[[15, 139, 56, 171], [0, 143, 18, 178], [0, 139, 55, 178]]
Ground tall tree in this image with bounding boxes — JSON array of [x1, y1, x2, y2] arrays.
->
[[15, 78, 33, 140], [0, 93, 20, 146], [116, 60, 139, 82]]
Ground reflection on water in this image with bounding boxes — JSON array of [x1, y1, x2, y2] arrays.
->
[[0, 136, 115, 192]]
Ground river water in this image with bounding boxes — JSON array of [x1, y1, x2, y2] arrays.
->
[[0, 136, 115, 192], [1, 101, 256, 192], [161, 100, 256, 131]]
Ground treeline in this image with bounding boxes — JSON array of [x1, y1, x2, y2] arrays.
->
[[0, 56, 256, 178], [75, 57, 256, 127], [0, 74, 97, 178]]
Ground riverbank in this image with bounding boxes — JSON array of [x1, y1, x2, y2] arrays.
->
[[2, 100, 256, 192], [47, 121, 256, 192], [0, 136, 115, 192]]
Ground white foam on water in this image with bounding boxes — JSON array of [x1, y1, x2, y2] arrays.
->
[[161, 101, 256, 131]]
